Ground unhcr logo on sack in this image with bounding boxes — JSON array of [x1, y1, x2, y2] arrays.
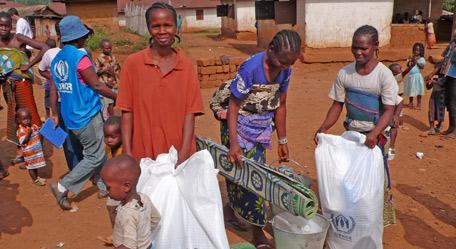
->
[[331, 213, 356, 234]]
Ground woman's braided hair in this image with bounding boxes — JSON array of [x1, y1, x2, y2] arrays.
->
[[145, 2, 177, 28], [269, 29, 301, 53], [353, 25, 379, 44]]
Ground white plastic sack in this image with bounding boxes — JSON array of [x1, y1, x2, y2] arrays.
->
[[137, 147, 230, 249], [315, 131, 384, 249]]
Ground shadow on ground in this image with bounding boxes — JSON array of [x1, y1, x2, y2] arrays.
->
[[396, 184, 456, 227], [0, 179, 33, 239], [397, 210, 456, 249], [403, 113, 429, 132]]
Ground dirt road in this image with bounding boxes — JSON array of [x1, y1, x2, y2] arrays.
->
[[0, 32, 455, 249]]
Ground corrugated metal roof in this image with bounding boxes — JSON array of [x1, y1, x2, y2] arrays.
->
[[0, 0, 24, 9], [0, 5, 64, 17], [48, 2, 66, 16]]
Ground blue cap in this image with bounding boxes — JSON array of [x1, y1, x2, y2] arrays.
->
[[59, 16, 90, 43]]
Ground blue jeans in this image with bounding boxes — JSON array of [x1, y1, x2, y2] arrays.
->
[[59, 113, 106, 195], [59, 102, 83, 170]]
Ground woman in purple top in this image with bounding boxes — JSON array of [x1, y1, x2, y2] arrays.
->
[[210, 29, 301, 248]]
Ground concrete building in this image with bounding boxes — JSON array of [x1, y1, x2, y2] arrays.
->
[[393, 0, 443, 23], [118, 0, 221, 32], [53, 0, 118, 26], [219, 0, 256, 38], [252, 0, 443, 49]]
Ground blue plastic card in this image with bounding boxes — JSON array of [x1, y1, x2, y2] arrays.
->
[[39, 118, 68, 148]]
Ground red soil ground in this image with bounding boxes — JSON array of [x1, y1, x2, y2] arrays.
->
[[0, 32, 455, 249]]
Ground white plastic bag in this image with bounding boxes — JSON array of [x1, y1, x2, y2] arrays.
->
[[315, 131, 384, 249], [137, 147, 230, 249]]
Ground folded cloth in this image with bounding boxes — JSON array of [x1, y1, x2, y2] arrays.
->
[[236, 112, 274, 151]]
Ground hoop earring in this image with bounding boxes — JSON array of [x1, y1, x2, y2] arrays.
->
[[175, 34, 181, 43], [375, 49, 379, 58], [149, 37, 154, 47]]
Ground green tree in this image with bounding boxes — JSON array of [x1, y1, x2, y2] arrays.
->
[[443, 0, 455, 11]]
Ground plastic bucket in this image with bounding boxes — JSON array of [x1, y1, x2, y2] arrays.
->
[[272, 212, 329, 249]]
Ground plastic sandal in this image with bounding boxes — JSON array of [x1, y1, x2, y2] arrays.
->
[[255, 243, 272, 249], [0, 170, 9, 180], [34, 178, 46, 186]]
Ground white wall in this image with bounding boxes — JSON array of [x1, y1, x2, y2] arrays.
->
[[303, 0, 394, 48], [182, 8, 221, 30], [235, 0, 256, 32]]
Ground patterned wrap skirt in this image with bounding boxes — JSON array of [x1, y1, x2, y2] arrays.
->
[[220, 120, 268, 227], [4, 79, 42, 144]]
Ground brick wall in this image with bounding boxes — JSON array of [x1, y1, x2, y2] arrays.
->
[[197, 56, 245, 88]]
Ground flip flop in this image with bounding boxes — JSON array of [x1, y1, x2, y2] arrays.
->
[[34, 178, 46, 186], [227, 219, 248, 231], [255, 243, 272, 249], [0, 170, 9, 180], [444, 133, 456, 140], [10, 157, 24, 165]]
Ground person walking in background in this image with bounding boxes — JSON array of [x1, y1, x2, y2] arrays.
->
[[8, 8, 33, 55], [48, 16, 117, 210], [38, 21, 84, 171], [7, 8, 32, 39], [425, 19, 436, 49]]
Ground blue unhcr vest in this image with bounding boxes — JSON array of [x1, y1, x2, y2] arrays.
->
[[51, 45, 101, 130]]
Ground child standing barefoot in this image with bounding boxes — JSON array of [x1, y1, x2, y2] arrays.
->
[[16, 108, 46, 186], [101, 155, 161, 249], [405, 43, 426, 109]]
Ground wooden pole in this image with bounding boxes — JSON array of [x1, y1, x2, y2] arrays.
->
[[428, 0, 432, 19]]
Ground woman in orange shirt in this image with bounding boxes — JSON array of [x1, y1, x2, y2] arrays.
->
[[117, 3, 204, 164]]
